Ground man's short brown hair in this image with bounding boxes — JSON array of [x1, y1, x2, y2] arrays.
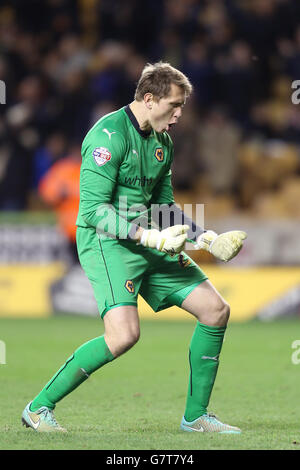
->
[[134, 61, 193, 102]]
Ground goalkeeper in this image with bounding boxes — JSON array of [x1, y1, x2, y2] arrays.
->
[[22, 62, 246, 434]]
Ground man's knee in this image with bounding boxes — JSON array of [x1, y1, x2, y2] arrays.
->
[[195, 297, 230, 327], [215, 300, 230, 326], [121, 328, 140, 351], [181, 281, 231, 327], [103, 305, 140, 358], [105, 327, 140, 358]]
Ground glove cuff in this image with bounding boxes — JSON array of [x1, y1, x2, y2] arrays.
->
[[195, 230, 218, 250], [155, 233, 165, 251], [140, 229, 149, 246]]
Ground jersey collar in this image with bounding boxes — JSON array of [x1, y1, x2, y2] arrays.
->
[[125, 105, 152, 139]]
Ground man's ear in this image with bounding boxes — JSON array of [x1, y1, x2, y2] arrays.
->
[[144, 93, 154, 110]]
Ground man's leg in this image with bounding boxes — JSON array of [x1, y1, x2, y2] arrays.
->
[[180, 280, 241, 433], [103, 305, 140, 358], [24, 306, 139, 431]]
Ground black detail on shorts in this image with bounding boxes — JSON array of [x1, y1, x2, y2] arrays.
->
[[46, 354, 75, 390], [188, 349, 192, 396], [163, 247, 176, 256], [178, 254, 191, 268], [98, 239, 116, 304]]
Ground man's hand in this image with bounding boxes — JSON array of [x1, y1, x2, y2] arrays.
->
[[139, 225, 189, 254], [195, 230, 247, 262]]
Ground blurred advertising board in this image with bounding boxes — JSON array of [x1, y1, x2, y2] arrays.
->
[[0, 212, 300, 321], [0, 212, 68, 317]]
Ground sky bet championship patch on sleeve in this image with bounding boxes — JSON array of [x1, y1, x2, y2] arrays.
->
[[93, 147, 112, 166]]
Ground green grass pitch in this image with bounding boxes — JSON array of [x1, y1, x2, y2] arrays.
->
[[0, 315, 300, 450]]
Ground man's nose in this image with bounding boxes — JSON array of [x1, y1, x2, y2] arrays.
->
[[173, 107, 182, 121]]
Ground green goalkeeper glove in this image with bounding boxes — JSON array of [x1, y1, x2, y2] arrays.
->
[[140, 224, 189, 254], [195, 230, 247, 262]]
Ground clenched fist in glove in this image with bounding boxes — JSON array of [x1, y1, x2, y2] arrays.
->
[[195, 230, 247, 262], [140, 224, 190, 254]]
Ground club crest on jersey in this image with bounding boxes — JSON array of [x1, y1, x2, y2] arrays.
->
[[154, 147, 164, 162], [93, 147, 112, 166], [125, 280, 135, 294]]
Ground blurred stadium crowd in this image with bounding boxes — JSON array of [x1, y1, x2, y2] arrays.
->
[[0, 0, 300, 247]]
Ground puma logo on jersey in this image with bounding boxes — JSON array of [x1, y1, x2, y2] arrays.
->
[[103, 128, 116, 140], [132, 149, 139, 157]]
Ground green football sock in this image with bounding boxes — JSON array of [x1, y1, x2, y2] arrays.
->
[[184, 322, 226, 422], [30, 335, 114, 411]]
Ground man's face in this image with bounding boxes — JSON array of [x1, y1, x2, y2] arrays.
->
[[149, 84, 186, 133]]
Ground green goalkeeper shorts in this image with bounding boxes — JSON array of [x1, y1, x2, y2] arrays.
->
[[76, 227, 208, 319]]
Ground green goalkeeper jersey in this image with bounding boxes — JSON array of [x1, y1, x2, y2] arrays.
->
[[76, 105, 175, 239]]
